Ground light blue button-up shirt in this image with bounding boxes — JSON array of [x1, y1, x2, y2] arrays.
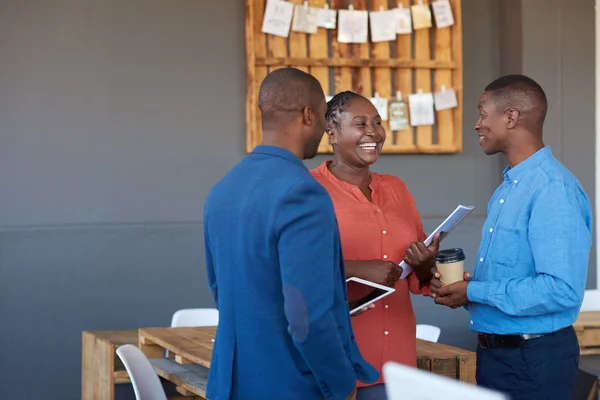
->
[[467, 146, 593, 335]]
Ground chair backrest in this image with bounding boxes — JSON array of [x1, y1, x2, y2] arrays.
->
[[170, 308, 219, 327], [116, 344, 167, 400], [383, 361, 508, 400], [416, 324, 441, 342]]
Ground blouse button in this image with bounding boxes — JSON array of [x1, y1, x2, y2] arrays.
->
[[382, 230, 387, 235], [383, 255, 388, 259]]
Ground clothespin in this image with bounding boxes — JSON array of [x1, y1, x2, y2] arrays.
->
[[396, 91, 402, 100], [349, 4, 354, 11], [303, 0, 309, 10], [418, 0, 423, 5], [398, 2, 403, 9], [379, 5, 385, 12], [374, 92, 380, 98], [324, 3, 329, 9], [441, 84, 447, 92], [418, 89, 423, 94]]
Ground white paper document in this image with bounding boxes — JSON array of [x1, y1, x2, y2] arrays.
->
[[291, 4, 319, 34], [434, 88, 458, 110], [383, 362, 509, 400], [369, 10, 398, 43], [261, 0, 294, 38], [432, 0, 455, 28], [370, 96, 389, 121], [408, 92, 435, 126], [395, 8, 413, 34], [399, 204, 475, 279], [337, 9, 369, 44], [317, 8, 337, 29]]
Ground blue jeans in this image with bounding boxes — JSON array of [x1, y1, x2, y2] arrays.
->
[[357, 383, 387, 400], [476, 326, 580, 400]]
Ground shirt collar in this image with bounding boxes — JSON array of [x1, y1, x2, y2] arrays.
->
[[252, 145, 306, 169], [316, 160, 379, 192], [502, 146, 552, 182]]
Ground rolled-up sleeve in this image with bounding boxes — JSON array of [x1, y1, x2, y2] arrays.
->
[[467, 181, 592, 316]]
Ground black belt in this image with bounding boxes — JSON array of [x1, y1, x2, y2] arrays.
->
[[477, 333, 542, 348], [477, 326, 572, 349]]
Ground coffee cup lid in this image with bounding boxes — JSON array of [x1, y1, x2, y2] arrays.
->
[[436, 248, 466, 263]]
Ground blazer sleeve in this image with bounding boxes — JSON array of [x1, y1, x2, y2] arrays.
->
[[276, 178, 357, 399]]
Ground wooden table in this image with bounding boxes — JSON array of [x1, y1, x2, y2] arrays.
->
[[138, 326, 476, 398], [575, 311, 600, 355], [82, 327, 476, 399]]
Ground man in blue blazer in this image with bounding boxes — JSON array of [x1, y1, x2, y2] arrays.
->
[[203, 68, 378, 400]]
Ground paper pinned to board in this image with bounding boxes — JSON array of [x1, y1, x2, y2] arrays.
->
[[399, 204, 475, 280]]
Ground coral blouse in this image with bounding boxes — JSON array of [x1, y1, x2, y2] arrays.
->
[[311, 161, 429, 387]]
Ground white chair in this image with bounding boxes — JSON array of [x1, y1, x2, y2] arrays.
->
[[170, 308, 219, 327], [116, 344, 167, 400], [416, 324, 441, 342], [383, 361, 508, 400]]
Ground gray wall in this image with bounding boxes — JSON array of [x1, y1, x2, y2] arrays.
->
[[0, 0, 594, 399]]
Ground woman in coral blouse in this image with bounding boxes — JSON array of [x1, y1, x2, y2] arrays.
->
[[311, 91, 439, 400]]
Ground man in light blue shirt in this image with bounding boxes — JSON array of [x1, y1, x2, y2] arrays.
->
[[431, 75, 592, 400]]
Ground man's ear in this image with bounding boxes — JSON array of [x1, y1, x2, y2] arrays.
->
[[506, 108, 520, 129], [302, 106, 313, 126]]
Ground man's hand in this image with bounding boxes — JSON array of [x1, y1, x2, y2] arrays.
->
[[345, 260, 403, 287], [432, 273, 471, 309], [403, 233, 440, 283]]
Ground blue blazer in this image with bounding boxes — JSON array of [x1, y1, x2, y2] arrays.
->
[[204, 145, 378, 400]]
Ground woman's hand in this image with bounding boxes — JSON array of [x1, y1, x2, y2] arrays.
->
[[345, 260, 403, 287], [348, 302, 376, 317], [403, 233, 440, 284]]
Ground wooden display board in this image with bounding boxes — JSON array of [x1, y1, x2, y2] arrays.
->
[[245, 0, 463, 154]]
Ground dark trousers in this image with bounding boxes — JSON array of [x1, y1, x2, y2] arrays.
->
[[476, 326, 580, 400]]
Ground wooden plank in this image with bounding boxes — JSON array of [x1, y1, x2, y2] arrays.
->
[[150, 358, 208, 399], [256, 57, 457, 69], [416, 339, 476, 383], [247, 0, 268, 152], [353, 0, 372, 97], [82, 330, 138, 400], [450, 0, 463, 152], [575, 311, 600, 328], [434, 5, 454, 148], [371, 0, 393, 147], [458, 352, 477, 384], [266, 3, 288, 73], [139, 327, 216, 369], [288, 0, 308, 72], [414, 1, 433, 149], [330, 0, 352, 93], [310, 0, 332, 154], [393, 0, 415, 149]]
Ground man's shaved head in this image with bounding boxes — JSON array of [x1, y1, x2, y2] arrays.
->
[[484, 74, 548, 125], [258, 67, 325, 127], [257, 68, 327, 160]]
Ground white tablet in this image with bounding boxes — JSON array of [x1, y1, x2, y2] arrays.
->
[[346, 277, 395, 315]]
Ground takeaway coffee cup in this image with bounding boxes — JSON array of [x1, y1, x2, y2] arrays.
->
[[436, 248, 466, 285]]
